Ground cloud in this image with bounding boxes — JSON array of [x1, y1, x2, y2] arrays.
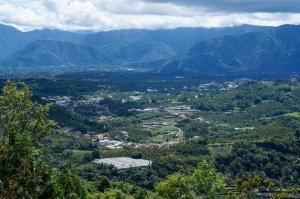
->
[[0, 0, 299, 31], [144, 0, 300, 13]]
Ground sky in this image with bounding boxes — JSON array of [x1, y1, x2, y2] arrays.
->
[[0, 0, 300, 31]]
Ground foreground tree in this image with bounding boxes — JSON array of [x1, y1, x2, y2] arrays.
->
[[155, 173, 195, 199], [53, 168, 87, 199], [155, 160, 226, 199], [100, 189, 134, 199], [190, 160, 226, 198], [0, 82, 91, 199], [0, 82, 57, 198]]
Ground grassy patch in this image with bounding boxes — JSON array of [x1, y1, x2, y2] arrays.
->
[[151, 135, 165, 142], [283, 112, 300, 118]]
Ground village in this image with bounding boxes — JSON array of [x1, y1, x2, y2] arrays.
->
[[40, 79, 253, 152]]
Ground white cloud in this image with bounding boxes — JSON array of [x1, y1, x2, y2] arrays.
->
[[0, 0, 299, 31], [145, 0, 300, 13]]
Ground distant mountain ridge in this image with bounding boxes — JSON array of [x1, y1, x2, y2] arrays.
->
[[0, 24, 83, 60], [157, 25, 300, 75], [0, 24, 271, 75], [3, 40, 113, 67], [4, 24, 300, 76]]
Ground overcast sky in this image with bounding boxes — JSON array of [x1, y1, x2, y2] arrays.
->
[[0, 0, 300, 31]]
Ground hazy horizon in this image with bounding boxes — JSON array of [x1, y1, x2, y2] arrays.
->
[[0, 22, 277, 33]]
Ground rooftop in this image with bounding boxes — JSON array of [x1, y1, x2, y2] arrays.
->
[[93, 157, 152, 169]]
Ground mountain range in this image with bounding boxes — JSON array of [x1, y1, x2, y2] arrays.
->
[[158, 24, 300, 75], [0, 24, 299, 75]]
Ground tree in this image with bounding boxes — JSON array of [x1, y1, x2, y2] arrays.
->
[[54, 168, 87, 199], [155, 173, 195, 199], [229, 176, 274, 199], [155, 160, 226, 199], [0, 82, 90, 199], [190, 160, 226, 198], [96, 177, 111, 192], [100, 189, 134, 199], [0, 82, 56, 142], [0, 82, 57, 198], [92, 149, 101, 159]]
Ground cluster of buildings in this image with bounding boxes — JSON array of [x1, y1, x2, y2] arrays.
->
[[195, 79, 254, 92], [81, 97, 104, 105], [41, 96, 105, 108], [166, 105, 197, 113], [197, 81, 239, 92], [142, 122, 169, 129], [89, 131, 129, 149], [128, 107, 159, 113], [129, 105, 198, 120], [99, 140, 124, 149], [99, 116, 112, 122], [41, 96, 72, 107]]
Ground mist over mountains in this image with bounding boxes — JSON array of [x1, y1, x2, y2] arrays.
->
[[0, 24, 299, 76]]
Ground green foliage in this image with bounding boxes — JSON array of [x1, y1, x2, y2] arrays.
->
[[216, 141, 300, 186], [53, 169, 88, 199], [190, 160, 226, 198], [95, 177, 111, 192], [0, 82, 56, 198], [155, 173, 195, 199], [226, 176, 274, 199], [255, 116, 300, 141], [192, 81, 292, 113], [49, 106, 106, 133], [0, 82, 91, 199], [177, 119, 209, 139], [100, 189, 134, 199], [0, 82, 57, 142], [249, 101, 286, 117], [155, 160, 226, 199], [38, 130, 98, 168], [90, 178, 149, 199], [108, 117, 151, 143], [235, 176, 273, 199]]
